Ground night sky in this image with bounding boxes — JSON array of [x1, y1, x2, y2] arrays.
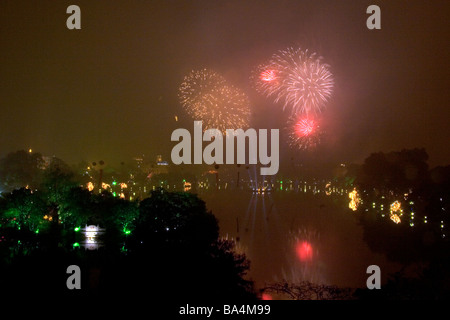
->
[[1, 0, 449, 168]]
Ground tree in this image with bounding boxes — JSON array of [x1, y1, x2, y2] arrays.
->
[[1, 188, 48, 233], [0, 150, 44, 192], [205, 238, 255, 299], [71, 160, 92, 187], [355, 148, 449, 264], [40, 157, 78, 222], [103, 189, 257, 300], [358, 148, 429, 194], [58, 187, 94, 228], [136, 188, 218, 247], [262, 280, 355, 300], [108, 197, 139, 234]]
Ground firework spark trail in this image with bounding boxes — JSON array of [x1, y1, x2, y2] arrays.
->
[[179, 68, 251, 131], [257, 47, 334, 115]]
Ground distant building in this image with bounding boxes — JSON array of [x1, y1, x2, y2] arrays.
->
[[133, 156, 144, 169], [152, 155, 169, 175]]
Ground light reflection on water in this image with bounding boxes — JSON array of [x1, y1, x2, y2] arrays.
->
[[281, 227, 324, 284], [199, 190, 402, 290], [81, 225, 105, 250]]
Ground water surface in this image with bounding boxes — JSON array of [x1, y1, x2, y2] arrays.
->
[[200, 190, 401, 290]]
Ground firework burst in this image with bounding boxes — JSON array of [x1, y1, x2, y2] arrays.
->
[[260, 69, 277, 82], [179, 69, 251, 132], [270, 47, 333, 115], [286, 114, 323, 150], [251, 62, 282, 98]]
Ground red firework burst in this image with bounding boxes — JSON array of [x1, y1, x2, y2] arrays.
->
[[287, 115, 323, 150], [259, 69, 277, 82], [294, 118, 315, 137]]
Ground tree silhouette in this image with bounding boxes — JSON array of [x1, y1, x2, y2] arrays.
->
[[108, 189, 257, 300], [262, 281, 355, 300], [41, 157, 78, 223], [358, 148, 429, 194], [0, 150, 44, 192], [135, 188, 218, 247]]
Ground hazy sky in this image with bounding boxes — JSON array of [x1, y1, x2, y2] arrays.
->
[[1, 0, 449, 169]]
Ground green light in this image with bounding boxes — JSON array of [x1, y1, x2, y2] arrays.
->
[[113, 192, 117, 197], [35, 229, 39, 234], [74, 227, 80, 232], [73, 242, 80, 248], [112, 181, 117, 186]]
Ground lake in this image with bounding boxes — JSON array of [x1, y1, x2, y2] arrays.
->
[[199, 189, 402, 291]]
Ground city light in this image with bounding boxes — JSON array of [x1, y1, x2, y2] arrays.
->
[[81, 225, 105, 250], [348, 189, 360, 211], [389, 200, 403, 224], [390, 214, 401, 224]]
